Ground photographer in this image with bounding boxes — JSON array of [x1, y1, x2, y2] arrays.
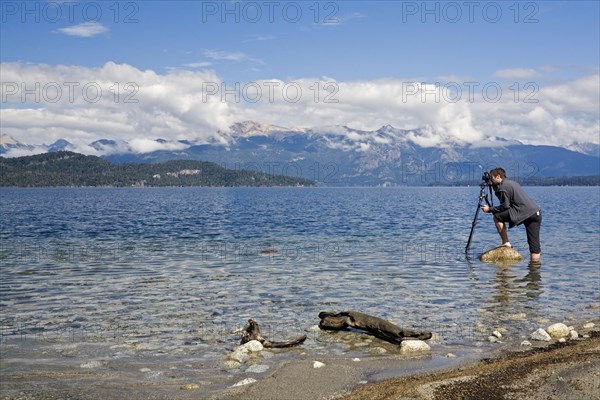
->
[[481, 167, 542, 262]]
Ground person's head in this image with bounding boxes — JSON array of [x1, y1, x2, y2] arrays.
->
[[489, 167, 506, 185]]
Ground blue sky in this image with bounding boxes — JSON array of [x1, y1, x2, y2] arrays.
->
[[1, 1, 599, 150], [2, 1, 598, 81]]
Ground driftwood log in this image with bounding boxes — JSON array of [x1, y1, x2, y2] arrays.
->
[[318, 310, 432, 344], [242, 318, 307, 348]]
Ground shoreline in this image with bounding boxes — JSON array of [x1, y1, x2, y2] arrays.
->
[[1, 320, 598, 399], [217, 319, 600, 400]]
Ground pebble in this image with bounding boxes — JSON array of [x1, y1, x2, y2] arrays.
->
[[180, 384, 199, 390], [306, 325, 321, 332], [232, 378, 257, 387], [400, 340, 431, 353], [246, 364, 269, 374], [352, 358, 361, 362], [569, 330, 579, 340], [583, 322, 595, 329], [520, 340, 532, 347], [530, 328, 551, 342], [139, 368, 152, 373], [546, 323, 569, 339], [488, 336, 500, 343], [558, 338, 567, 343], [446, 353, 457, 358], [313, 361, 326, 369], [492, 330, 502, 338]]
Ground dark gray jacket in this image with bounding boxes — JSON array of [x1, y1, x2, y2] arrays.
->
[[490, 179, 540, 225]]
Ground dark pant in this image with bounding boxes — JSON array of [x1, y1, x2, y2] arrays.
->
[[523, 210, 542, 254]]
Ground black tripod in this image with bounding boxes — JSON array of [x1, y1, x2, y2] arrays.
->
[[465, 182, 494, 255]]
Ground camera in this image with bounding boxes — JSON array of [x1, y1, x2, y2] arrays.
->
[[482, 171, 491, 182]]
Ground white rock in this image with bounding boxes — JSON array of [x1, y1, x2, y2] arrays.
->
[[583, 322, 595, 329], [530, 328, 551, 342], [246, 364, 269, 373], [228, 350, 250, 364], [492, 330, 502, 338], [313, 361, 326, 369], [139, 368, 152, 373], [520, 340, 532, 346], [241, 340, 264, 352], [352, 358, 361, 362], [546, 323, 570, 339], [231, 378, 257, 387], [400, 340, 431, 353], [306, 325, 321, 332], [569, 330, 579, 340], [488, 336, 500, 343], [446, 353, 457, 358], [558, 338, 567, 343]]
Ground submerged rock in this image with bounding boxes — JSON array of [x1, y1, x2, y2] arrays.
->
[[479, 246, 523, 264], [246, 364, 269, 374]]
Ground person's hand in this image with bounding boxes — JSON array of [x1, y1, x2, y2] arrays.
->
[[481, 205, 490, 213]]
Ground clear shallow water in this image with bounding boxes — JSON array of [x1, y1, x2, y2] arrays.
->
[[1, 187, 599, 396]]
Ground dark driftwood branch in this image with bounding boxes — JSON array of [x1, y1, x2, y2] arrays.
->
[[242, 318, 307, 348], [318, 310, 432, 344]]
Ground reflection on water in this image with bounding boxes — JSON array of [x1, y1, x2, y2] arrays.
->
[[1, 187, 598, 396]]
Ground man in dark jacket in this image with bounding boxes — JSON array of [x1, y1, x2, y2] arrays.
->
[[481, 167, 542, 262]]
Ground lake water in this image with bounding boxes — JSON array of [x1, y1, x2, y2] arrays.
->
[[1, 187, 599, 397]]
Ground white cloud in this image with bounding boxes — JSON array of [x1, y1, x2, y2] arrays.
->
[[494, 68, 538, 79], [182, 62, 212, 68], [1, 61, 598, 153], [56, 22, 109, 38], [204, 50, 248, 62]]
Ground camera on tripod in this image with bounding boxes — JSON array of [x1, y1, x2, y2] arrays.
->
[[466, 170, 495, 254], [481, 171, 492, 185]]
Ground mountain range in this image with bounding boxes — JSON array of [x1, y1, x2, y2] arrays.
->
[[2, 121, 599, 186]]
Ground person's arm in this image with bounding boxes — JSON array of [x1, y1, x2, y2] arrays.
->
[[490, 189, 510, 213]]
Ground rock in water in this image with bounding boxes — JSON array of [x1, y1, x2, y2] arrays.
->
[[479, 246, 524, 264], [400, 340, 431, 353], [530, 328, 551, 342], [546, 323, 569, 339]]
